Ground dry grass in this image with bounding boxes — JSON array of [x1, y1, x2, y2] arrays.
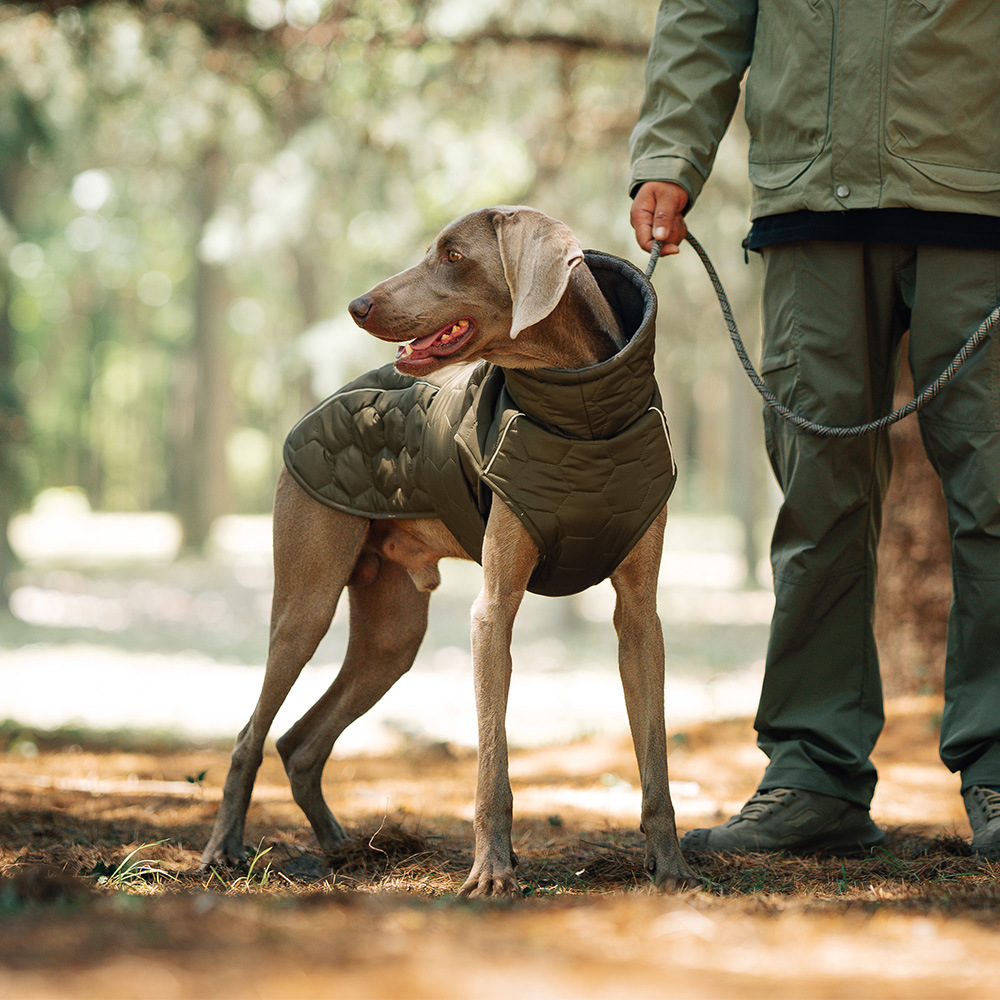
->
[[1, 701, 999, 999], [4, 818, 996, 906], [2, 750, 995, 915]]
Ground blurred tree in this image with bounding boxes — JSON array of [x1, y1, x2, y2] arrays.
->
[[0, 0, 709, 543], [173, 146, 233, 549], [0, 60, 53, 609], [0, 0, 961, 693]]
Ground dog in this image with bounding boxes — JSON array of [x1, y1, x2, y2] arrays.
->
[[200, 206, 698, 897]]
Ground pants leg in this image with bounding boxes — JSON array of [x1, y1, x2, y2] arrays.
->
[[908, 246, 1000, 790], [755, 241, 911, 807]]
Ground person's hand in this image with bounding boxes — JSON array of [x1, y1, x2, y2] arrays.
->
[[630, 181, 689, 257]]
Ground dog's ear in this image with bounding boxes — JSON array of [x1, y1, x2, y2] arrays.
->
[[492, 208, 584, 339]]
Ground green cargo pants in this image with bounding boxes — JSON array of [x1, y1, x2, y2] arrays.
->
[[756, 241, 1000, 807]]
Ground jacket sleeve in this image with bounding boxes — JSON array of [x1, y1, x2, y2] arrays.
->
[[628, 0, 757, 205]]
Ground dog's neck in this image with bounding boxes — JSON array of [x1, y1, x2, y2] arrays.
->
[[501, 264, 625, 370]]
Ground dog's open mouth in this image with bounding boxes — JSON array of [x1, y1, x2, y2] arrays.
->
[[396, 319, 475, 365]]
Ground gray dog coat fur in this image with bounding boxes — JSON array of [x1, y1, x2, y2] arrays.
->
[[283, 250, 676, 597]]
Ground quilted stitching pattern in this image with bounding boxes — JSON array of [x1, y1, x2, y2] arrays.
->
[[287, 377, 438, 515], [480, 407, 675, 596]]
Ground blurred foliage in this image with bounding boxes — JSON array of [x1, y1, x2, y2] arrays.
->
[[0, 0, 762, 549]]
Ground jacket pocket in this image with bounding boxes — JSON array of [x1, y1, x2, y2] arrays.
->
[[745, 0, 834, 189], [885, 0, 1000, 192]]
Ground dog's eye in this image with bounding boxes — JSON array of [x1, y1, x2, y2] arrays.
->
[[446, 250, 463, 263]]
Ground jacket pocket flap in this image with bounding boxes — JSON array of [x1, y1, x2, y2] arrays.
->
[[887, 153, 1000, 194], [748, 157, 817, 191]]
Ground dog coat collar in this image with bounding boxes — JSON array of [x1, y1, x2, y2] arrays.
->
[[283, 251, 676, 597]]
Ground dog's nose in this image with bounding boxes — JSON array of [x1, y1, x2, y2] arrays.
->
[[348, 294, 374, 326]]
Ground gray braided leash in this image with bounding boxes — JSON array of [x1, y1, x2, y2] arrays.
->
[[646, 235, 1000, 438]]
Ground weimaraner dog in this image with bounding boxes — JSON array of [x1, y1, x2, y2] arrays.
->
[[200, 206, 698, 897]]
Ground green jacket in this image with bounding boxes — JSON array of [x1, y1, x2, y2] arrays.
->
[[283, 251, 676, 598], [629, 0, 1000, 219]]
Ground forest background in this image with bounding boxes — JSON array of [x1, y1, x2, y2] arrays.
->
[[0, 0, 950, 701], [0, 10, 992, 999]]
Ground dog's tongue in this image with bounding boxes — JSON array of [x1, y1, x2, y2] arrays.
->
[[397, 320, 472, 362], [397, 330, 440, 362], [408, 329, 444, 353]]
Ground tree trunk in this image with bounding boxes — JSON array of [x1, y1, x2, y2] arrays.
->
[[875, 338, 951, 695], [0, 297, 25, 611], [0, 163, 27, 610], [170, 148, 232, 550]]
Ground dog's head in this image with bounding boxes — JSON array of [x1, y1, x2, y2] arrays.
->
[[348, 206, 584, 376]]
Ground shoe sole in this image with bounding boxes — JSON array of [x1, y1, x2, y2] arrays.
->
[[790, 826, 888, 858], [682, 823, 887, 858]]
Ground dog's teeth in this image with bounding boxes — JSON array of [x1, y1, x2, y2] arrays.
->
[[402, 343, 413, 356]]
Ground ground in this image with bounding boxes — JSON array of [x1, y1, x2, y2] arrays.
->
[[1, 695, 998, 1000]]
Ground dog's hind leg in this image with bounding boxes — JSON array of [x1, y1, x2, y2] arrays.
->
[[610, 508, 700, 890], [200, 470, 367, 869], [275, 557, 430, 852]]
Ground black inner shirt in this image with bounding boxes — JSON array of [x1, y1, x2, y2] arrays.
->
[[745, 209, 1000, 252]]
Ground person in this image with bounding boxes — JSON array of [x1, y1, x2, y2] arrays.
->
[[629, 0, 1000, 859]]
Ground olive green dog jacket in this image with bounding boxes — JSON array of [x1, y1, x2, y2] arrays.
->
[[283, 251, 676, 597]]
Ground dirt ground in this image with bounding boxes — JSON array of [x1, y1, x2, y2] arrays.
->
[[1, 695, 998, 1000]]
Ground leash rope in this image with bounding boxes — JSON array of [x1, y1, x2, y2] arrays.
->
[[645, 235, 1000, 438]]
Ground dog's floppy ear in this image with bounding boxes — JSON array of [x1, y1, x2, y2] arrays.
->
[[492, 207, 584, 339]]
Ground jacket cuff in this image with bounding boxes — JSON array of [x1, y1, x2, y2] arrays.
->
[[627, 156, 706, 207]]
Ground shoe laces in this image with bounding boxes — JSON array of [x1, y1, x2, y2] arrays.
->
[[740, 788, 797, 820], [973, 786, 1000, 821]]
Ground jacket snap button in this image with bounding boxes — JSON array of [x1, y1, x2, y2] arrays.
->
[[836, 183, 851, 198]]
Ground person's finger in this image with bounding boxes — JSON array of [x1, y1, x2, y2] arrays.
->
[[630, 186, 660, 251], [631, 182, 689, 254]]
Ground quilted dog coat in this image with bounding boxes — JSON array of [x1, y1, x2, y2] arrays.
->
[[283, 250, 676, 597]]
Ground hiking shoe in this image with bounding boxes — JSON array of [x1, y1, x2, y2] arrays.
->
[[963, 786, 1000, 860], [681, 787, 886, 855]]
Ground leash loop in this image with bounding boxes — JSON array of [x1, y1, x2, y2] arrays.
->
[[646, 235, 1000, 438]]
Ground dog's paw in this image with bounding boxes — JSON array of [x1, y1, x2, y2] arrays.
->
[[645, 850, 702, 892], [656, 869, 704, 892], [198, 842, 249, 872], [457, 872, 522, 899], [457, 855, 522, 900]]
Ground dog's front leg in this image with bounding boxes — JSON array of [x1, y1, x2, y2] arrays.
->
[[458, 503, 538, 899], [611, 509, 700, 890]]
